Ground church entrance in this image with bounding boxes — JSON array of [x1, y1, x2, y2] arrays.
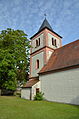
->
[[36, 88, 39, 94]]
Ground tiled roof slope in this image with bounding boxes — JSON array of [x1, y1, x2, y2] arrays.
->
[[39, 40, 79, 74], [22, 78, 39, 88]]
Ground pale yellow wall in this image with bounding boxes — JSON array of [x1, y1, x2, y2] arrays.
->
[[39, 68, 79, 105], [31, 34, 44, 53], [48, 33, 61, 49], [31, 52, 44, 77]]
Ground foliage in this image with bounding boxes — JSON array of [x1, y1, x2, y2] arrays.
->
[[0, 28, 31, 90], [34, 92, 44, 101], [0, 96, 79, 119]]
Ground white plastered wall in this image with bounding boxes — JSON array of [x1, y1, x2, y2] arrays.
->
[[21, 88, 31, 100], [21, 81, 41, 100], [48, 33, 61, 49], [39, 68, 79, 105], [47, 51, 53, 61], [31, 34, 44, 53], [31, 52, 44, 77]]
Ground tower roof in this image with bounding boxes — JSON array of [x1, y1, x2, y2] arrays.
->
[[30, 18, 62, 39], [38, 18, 53, 32]]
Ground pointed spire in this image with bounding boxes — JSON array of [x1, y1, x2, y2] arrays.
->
[[38, 18, 53, 32]]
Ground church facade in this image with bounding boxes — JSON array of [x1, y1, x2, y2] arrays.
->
[[21, 18, 79, 105]]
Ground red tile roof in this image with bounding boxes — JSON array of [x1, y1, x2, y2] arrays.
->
[[39, 40, 79, 74], [22, 78, 39, 88]]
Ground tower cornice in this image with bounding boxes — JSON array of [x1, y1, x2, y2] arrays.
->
[[30, 46, 54, 56], [30, 27, 62, 40]]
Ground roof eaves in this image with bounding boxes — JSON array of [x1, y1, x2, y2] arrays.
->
[[30, 27, 62, 39], [22, 86, 32, 88], [39, 64, 79, 75]]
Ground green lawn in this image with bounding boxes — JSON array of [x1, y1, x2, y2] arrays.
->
[[0, 96, 79, 119]]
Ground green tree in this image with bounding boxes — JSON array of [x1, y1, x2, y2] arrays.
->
[[0, 28, 31, 90]]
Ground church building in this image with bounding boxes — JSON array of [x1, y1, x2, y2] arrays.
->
[[21, 18, 79, 105]]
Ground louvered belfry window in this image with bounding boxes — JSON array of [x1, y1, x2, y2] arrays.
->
[[36, 60, 39, 69], [52, 38, 57, 46]]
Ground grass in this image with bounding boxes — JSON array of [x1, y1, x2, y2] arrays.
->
[[0, 96, 79, 119]]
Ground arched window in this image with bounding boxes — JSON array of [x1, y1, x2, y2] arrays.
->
[[52, 38, 57, 47], [36, 60, 39, 69], [36, 40, 38, 47], [54, 39, 56, 46], [38, 38, 40, 46], [52, 38, 54, 45]]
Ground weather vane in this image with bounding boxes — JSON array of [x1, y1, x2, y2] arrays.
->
[[44, 13, 47, 18]]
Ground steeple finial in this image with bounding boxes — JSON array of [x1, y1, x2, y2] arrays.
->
[[44, 13, 47, 19]]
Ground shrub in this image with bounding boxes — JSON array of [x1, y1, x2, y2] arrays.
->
[[1, 89, 15, 96], [34, 92, 44, 101]]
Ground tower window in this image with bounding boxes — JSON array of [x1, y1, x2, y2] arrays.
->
[[35, 38, 40, 48], [54, 39, 56, 46], [52, 38, 57, 47], [38, 38, 40, 46], [36, 40, 38, 47], [52, 38, 54, 45], [36, 60, 39, 69]]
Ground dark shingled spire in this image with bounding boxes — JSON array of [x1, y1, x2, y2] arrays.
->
[[30, 18, 62, 39], [38, 18, 53, 32]]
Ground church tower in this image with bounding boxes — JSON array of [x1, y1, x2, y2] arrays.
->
[[30, 18, 62, 78]]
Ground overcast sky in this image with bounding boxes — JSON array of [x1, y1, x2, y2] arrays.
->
[[0, 0, 79, 45]]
